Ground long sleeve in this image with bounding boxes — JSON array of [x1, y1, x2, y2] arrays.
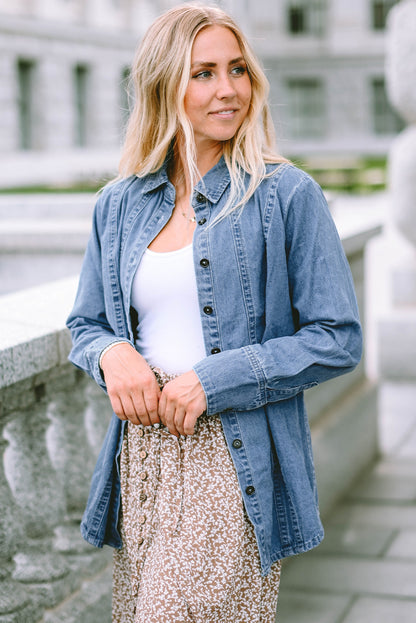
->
[[66, 186, 133, 391], [193, 173, 362, 416]]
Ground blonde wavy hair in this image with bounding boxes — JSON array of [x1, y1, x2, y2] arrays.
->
[[119, 2, 287, 219]]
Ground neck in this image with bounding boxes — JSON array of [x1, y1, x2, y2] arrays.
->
[[169, 145, 192, 200], [195, 141, 223, 177], [171, 135, 223, 187]]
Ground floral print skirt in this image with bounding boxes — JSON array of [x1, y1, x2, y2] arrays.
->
[[112, 368, 281, 623]]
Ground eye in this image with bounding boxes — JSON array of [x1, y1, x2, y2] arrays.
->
[[231, 65, 247, 76], [193, 70, 212, 80]]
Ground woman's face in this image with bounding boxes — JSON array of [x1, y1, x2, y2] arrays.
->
[[184, 25, 252, 153]]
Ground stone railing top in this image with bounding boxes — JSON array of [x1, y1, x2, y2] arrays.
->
[[0, 277, 78, 389]]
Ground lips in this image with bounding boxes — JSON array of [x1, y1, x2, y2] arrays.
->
[[210, 109, 238, 116]]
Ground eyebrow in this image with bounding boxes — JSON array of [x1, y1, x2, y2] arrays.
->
[[191, 56, 245, 68]]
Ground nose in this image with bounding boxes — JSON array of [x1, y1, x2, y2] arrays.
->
[[216, 73, 237, 99]]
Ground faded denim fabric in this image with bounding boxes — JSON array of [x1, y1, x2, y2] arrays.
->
[[67, 158, 362, 575]]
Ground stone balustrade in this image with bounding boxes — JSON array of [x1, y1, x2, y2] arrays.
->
[[0, 218, 380, 621], [0, 278, 113, 622]]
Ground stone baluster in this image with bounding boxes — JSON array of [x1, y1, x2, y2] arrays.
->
[[3, 400, 79, 612], [46, 379, 112, 580], [0, 429, 42, 622], [46, 384, 95, 518]]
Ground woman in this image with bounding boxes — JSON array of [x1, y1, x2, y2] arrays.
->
[[67, 3, 362, 622]]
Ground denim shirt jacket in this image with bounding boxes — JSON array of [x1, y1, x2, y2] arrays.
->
[[67, 157, 362, 576]]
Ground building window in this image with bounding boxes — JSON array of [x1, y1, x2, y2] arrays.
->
[[17, 59, 36, 150], [371, 78, 404, 134], [287, 1, 326, 36], [74, 64, 89, 147], [372, 0, 398, 30], [288, 5, 305, 33], [287, 78, 325, 139]]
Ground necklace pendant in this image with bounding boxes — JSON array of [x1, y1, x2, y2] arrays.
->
[[181, 211, 196, 223]]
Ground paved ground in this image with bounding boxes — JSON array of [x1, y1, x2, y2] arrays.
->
[[276, 382, 416, 622]]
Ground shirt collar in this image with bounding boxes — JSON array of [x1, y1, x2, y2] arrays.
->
[[194, 156, 231, 204], [140, 155, 231, 205]]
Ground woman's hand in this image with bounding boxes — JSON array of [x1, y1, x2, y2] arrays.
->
[[100, 343, 161, 426], [158, 370, 207, 436]]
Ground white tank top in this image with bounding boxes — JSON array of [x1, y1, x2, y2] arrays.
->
[[131, 243, 207, 375]]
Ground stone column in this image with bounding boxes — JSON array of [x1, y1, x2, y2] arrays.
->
[[37, 57, 74, 151], [0, 52, 19, 153], [378, 0, 416, 384]]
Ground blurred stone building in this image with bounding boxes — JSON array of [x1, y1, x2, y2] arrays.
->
[[0, 0, 168, 188], [248, 0, 404, 156], [0, 0, 403, 188]]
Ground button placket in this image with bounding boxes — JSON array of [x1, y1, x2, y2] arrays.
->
[[195, 214, 221, 359], [158, 432, 184, 537], [135, 426, 151, 550]]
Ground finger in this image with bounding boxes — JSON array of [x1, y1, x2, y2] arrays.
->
[[162, 401, 179, 437], [143, 387, 161, 426], [109, 395, 128, 421], [173, 405, 187, 437], [128, 389, 151, 426], [122, 395, 143, 426], [158, 391, 167, 426], [183, 411, 198, 436]]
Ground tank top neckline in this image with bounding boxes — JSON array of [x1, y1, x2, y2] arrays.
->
[[144, 242, 193, 258]]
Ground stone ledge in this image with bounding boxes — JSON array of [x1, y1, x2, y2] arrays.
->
[[0, 277, 78, 388], [0, 149, 119, 189], [0, 220, 91, 252]]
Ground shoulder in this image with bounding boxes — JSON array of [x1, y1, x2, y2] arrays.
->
[[262, 161, 325, 210], [259, 163, 329, 237], [92, 175, 147, 228], [96, 175, 142, 209], [264, 163, 321, 201]]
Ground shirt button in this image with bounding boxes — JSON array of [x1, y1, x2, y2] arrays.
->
[[198, 218, 207, 226], [196, 193, 204, 202], [246, 485, 255, 496], [139, 492, 147, 502], [200, 258, 209, 267], [203, 306, 213, 315], [139, 471, 148, 481], [138, 515, 146, 525], [139, 450, 148, 460], [137, 536, 144, 546], [211, 347, 221, 354], [232, 439, 242, 449], [137, 428, 144, 438]]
